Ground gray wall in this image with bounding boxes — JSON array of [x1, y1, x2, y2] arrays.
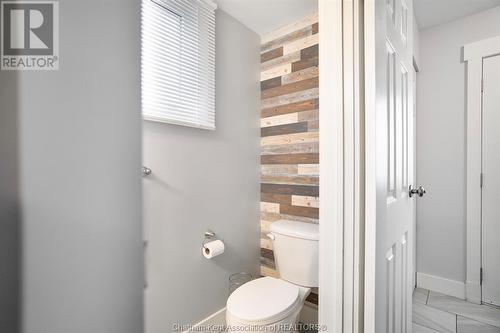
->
[[417, 6, 500, 283], [0, 71, 20, 333], [0, 1, 143, 332], [143, 10, 260, 332]]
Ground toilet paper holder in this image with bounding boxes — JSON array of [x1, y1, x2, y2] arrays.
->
[[202, 230, 218, 250]]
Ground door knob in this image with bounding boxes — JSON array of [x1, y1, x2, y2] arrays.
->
[[142, 166, 152, 177], [409, 185, 426, 198]]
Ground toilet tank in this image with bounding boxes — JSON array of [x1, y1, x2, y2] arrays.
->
[[269, 220, 319, 287]]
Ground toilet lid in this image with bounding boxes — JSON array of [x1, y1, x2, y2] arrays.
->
[[227, 277, 300, 323]]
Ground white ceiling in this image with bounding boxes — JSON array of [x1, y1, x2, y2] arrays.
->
[[215, 0, 318, 36], [414, 0, 500, 29]]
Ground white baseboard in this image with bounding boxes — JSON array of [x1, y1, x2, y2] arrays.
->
[[183, 307, 226, 333], [417, 272, 465, 300]]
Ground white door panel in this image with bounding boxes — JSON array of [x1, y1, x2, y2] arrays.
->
[[367, 0, 415, 331], [482, 55, 500, 307]]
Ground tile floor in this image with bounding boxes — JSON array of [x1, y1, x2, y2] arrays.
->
[[413, 288, 500, 333]]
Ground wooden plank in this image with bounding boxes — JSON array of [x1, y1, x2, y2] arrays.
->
[[292, 195, 320, 208], [261, 52, 300, 72], [298, 164, 319, 175], [261, 98, 319, 118], [280, 214, 319, 224], [280, 204, 319, 219], [308, 120, 319, 131], [298, 109, 319, 121], [260, 256, 275, 269], [292, 56, 319, 72], [261, 13, 318, 44], [261, 153, 319, 165], [261, 131, 319, 147], [261, 174, 319, 186], [312, 22, 319, 35], [261, 219, 273, 233], [261, 87, 319, 109], [260, 211, 283, 222], [301, 44, 319, 60], [261, 193, 292, 205], [261, 47, 283, 63], [260, 265, 279, 278], [261, 164, 298, 175], [260, 238, 273, 250], [261, 112, 298, 128], [260, 201, 280, 213], [282, 65, 319, 85], [261, 183, 319, 196], [261, 247, 275, 260], [261, 77, 319, 100], [261, 63, 291, 81], [260, 77, 282, 91], [261, 142, 319, 156], [306, 292, 319, 305], [283, 34, 319, 55], [261, 26, 312, 53], [261, 122, 308, 137]]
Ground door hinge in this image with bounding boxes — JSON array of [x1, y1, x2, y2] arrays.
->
[[480, 173, 484, 188], [480, 267, 483, 285]]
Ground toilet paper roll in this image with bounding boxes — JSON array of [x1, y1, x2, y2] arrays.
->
[[202, 240, 225, 259]]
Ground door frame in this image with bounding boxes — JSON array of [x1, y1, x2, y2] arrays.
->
[[318, 0, 364, 331], [464, 35, 500, 304]]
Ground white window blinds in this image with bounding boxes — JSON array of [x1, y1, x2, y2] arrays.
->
[[141, 0, 216, 130]]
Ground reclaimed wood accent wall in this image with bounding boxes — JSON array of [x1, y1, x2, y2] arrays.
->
[[259, 14, 319, 303]]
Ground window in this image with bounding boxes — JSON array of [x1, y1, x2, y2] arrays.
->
[[141, 0, 216, 130]]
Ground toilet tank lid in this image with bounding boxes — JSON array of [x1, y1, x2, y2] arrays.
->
[[270, 220, 319, 240]]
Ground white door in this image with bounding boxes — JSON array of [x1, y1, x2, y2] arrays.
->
[[365, 0, 417, 331], [482, 54, 500, 307]]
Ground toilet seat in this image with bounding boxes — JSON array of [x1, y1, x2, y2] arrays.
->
[[226, 277, 301, 324]]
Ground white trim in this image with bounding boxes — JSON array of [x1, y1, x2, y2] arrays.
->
[[319, 0, 344, 332], [342, 0, 365, 332], [363, 0, 377, 330], [319, 1, 364, 332], [463, 35, 500, 305], [466, 281, 482, 304], [183, 307, 226, 333], [464, 35, 500, 61], [143, 116, 216, 131], [417, 272, 466, 300]]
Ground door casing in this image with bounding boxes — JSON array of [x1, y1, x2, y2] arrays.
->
[[318, 0, 365, 332]]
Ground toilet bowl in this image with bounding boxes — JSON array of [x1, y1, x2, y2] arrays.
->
[[226, 220, 318, 333], [226, 277, 310, 332]]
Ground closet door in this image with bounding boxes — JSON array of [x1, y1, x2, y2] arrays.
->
[[481, 54, 500, 307]]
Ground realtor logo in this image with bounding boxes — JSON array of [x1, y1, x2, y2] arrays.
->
[[1, 1, 58, 70]]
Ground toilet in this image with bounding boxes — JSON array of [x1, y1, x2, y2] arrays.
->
[[226, 220, 318, 333]]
